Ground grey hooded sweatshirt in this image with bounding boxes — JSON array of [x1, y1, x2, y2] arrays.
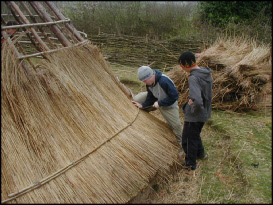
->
[[183, 67, 213, 122]]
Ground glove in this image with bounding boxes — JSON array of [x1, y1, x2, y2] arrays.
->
[[153, 101, 159, 108]]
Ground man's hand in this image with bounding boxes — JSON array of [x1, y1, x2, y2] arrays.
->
[[188, 99, 194, 105], [131, 100, 143, 108], [153, 101, 159, 108]]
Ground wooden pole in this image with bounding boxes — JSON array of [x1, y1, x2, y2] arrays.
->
[[2, 13, 40, 18], [1, 19, 71, 30], [4, 1, 45, 54], [1, 16, 7, 25], [19, 1, 55, 48], [30, 1, 72, 47], [18, 44, 36, 70], [45, 1, 84, 42], [18, 40, 89, 60], [9, 1, 50, 51]]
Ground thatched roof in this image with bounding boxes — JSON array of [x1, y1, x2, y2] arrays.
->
[[1, 2, 180, 203], [1, 41, 179, 203]]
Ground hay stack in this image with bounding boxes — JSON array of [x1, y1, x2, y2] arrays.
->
[[168, 37, 271, 111], [1, 41, 179, 203]]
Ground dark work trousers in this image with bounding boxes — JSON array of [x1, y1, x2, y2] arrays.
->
[[182, 121, 205, 169]]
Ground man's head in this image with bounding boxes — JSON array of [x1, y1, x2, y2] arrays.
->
[[6, 21, 18, 35], [178, 51, 196, 68], [137, 66, 155, 85]]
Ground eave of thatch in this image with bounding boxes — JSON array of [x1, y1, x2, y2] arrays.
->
[[1, 42, 179, 203]]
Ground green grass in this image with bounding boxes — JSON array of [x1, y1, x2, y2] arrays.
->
[[111, 63, 272, 203], [199, 110, 272, 203]]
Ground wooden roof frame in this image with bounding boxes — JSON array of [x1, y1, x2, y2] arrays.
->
[[1, 1, 88, 70]]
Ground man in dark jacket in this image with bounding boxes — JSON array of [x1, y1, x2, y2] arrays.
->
[[132, 66, 183, 148], [178, 51, 213, 170]]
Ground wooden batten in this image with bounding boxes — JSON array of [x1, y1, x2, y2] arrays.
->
[[30, 1, 71, 47], [20, 1, 55, 48], [3, 1, 46, 55], [9, 1, 50, 51], [45, 1, 84, 42], [1, 1, 89, 64]]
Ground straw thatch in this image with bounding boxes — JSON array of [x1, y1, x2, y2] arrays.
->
[[168, 37, 272, 111], [1, 40, 180, 203]]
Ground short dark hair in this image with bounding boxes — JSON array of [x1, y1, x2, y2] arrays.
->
[[178, 51, 196, 67], [6, 21, 18, 26]]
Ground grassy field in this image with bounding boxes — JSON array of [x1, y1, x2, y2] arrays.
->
[[110, 63, 272, 204]]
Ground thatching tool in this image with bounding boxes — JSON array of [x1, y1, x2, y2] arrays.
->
[[141, 105, 157, 112]]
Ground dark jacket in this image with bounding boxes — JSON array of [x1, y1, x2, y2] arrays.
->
[[142, 70, 179, 109], [183, 67, 213, 122]]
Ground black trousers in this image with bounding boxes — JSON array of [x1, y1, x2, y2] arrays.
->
[[182, 121, 205, 169]]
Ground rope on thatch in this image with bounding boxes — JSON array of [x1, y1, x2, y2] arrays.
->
[[2, 108, 140, 203]]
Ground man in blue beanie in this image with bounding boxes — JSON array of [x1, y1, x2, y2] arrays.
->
[[132, 66, 183, 150]]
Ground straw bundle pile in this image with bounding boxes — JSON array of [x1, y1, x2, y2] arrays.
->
[[168, 37, 271, 111], [1, 41, 179, 203]]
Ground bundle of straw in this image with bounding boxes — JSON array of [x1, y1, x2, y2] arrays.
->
[[168, 37, 271, 111], [1, 42, 179, 203], [167, 65, 189, 106]]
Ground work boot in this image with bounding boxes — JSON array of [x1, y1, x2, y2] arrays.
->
[[181, 162, 196, 170], [197, 153, 208, 160]]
